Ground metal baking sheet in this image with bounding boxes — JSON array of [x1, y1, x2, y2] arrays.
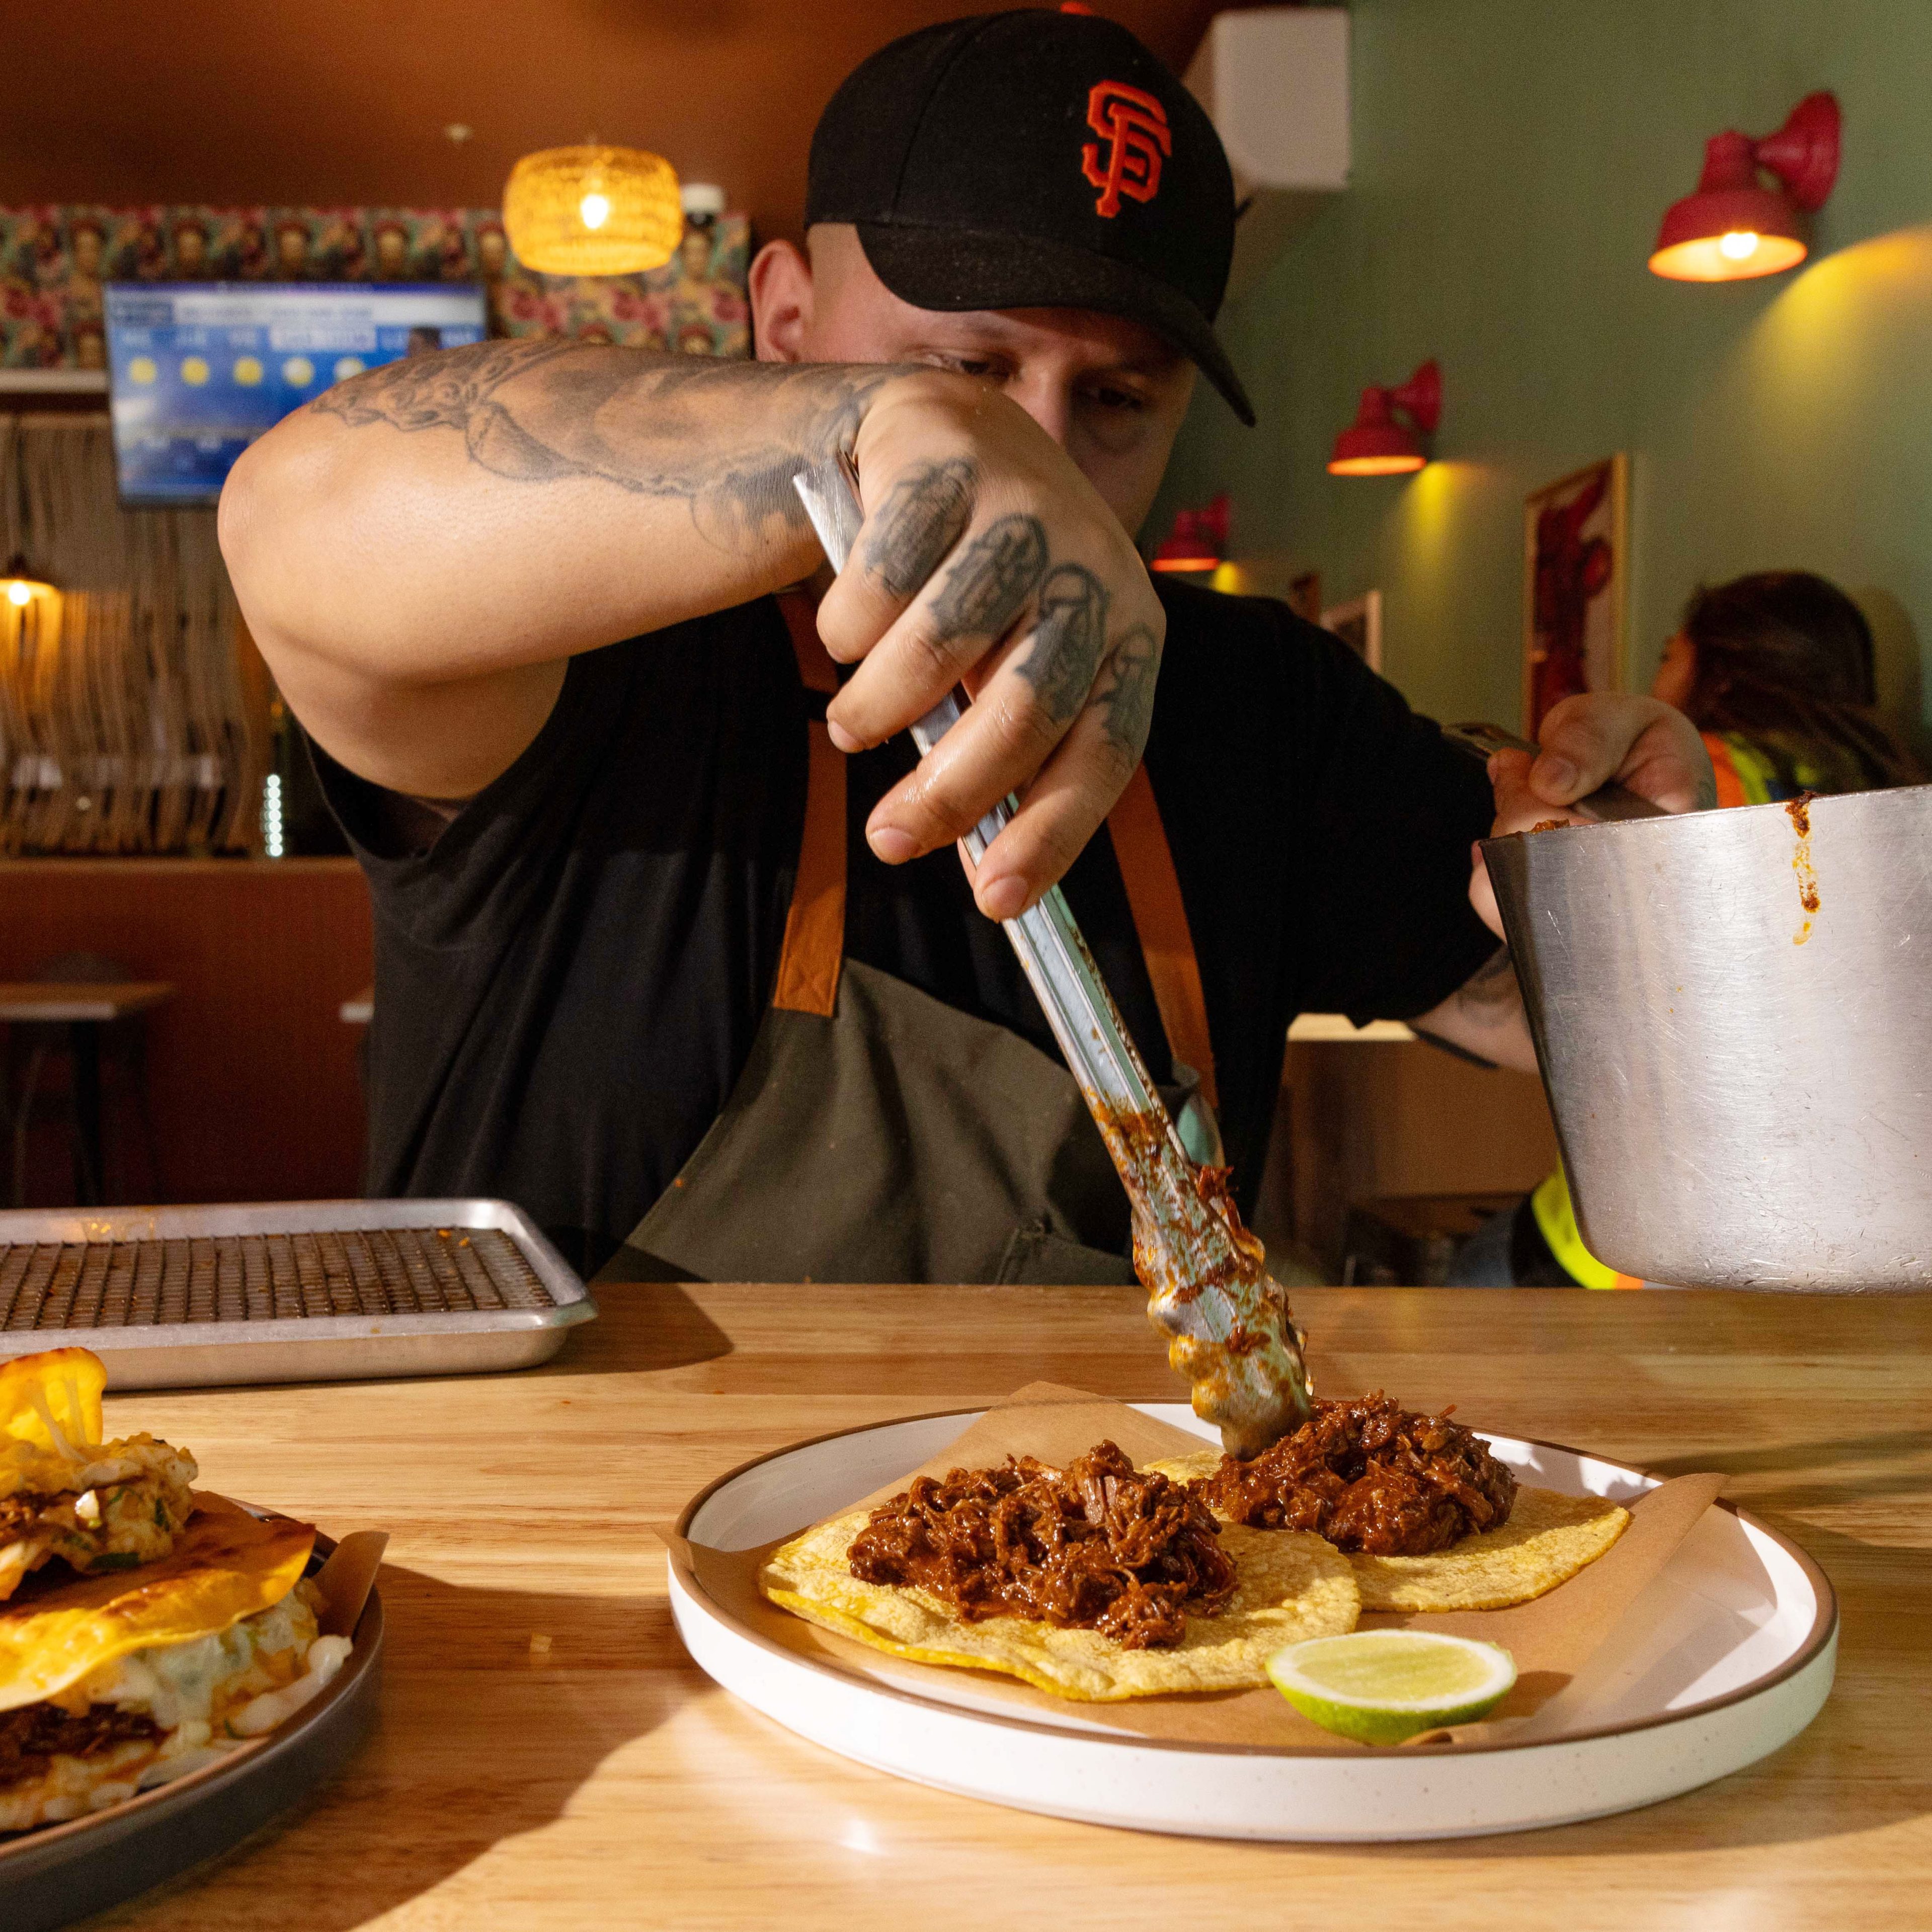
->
[[0, 1197, 595, 1388], [0, 1535, 382, 1932]]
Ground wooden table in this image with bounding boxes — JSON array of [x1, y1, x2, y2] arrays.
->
[[94, 1284, 1931, 1930], [0, 981, 173, 1204]]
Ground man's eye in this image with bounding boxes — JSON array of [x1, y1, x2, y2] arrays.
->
[[1084, 384, 1149, 413], [926, 354, 1003, 380]]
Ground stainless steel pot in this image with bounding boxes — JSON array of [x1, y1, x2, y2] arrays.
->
[[1483, 784, 1932, 1291]]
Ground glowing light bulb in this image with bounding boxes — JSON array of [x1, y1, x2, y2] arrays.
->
[[579, 191, 611, 230], [1718, 230, 1760, 261], [6, 581, 30, 607]]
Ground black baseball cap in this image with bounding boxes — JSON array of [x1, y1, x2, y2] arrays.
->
[[806, 8, 1254, 425]]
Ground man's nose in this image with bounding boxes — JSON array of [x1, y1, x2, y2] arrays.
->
[[1005, 373, 1073, 449]]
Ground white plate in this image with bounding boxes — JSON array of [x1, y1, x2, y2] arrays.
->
[[668, 1405, 1835, 1841]]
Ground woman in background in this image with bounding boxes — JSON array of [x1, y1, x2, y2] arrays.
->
[[1456, 568, 1924, 1289], [1654, 569, 1923, 801]]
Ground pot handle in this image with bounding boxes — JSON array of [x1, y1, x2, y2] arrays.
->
[[1443, 721, 1668, 824]]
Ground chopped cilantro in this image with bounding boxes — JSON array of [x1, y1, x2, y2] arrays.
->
[[87, 1551, 141, 1571]]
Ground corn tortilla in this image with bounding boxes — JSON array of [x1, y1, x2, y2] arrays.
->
[[1346, 1487, 1630, 1611], [759, 1508, 1359, 1701], [0, 1504, 315, 1711], [1148, 1450, 1631, 1612]]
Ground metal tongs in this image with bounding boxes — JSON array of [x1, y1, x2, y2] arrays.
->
[[1441, 722, 1667, 823], [794, 456, 1314, 1457]]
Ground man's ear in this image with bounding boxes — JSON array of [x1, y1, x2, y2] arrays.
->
[[750, 239, 813, 363]]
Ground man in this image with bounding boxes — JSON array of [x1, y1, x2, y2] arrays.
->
[[220, 10, 1706, 1281]]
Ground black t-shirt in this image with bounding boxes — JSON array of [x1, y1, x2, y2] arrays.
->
[[314, 579, 1496, 1276]]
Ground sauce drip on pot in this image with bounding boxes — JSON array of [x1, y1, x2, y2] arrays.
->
[[1787, 791, 1820, 944]]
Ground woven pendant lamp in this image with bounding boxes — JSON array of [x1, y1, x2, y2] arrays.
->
[[503, 143, 683, 275]]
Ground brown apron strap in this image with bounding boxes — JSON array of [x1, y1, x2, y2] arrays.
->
[[777, 586, 838, 694], [771, 593, 846, 1016], [1107, 763, 1219, 1110], [768, 594, 1206, 1071]]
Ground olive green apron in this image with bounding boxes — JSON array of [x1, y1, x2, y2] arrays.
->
[[597, 594, 1222, 1289]]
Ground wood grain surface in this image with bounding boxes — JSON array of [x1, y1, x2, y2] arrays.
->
[[85, 1283, 1932, 1931]]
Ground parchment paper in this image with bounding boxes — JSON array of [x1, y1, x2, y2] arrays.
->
[[680, 1382, 1724, 1750]]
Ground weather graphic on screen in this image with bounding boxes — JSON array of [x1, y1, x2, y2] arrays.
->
[[103, 283, 488, 505]]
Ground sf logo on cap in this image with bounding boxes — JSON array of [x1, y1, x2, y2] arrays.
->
[[1081, 80, 1171, 218]]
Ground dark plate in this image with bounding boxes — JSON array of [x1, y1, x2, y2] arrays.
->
[[0, 1534, 382, 1932]]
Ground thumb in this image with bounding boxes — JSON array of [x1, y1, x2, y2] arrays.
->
[[1472, 747, 1587, 939]]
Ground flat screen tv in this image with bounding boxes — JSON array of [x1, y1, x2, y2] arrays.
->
[[103, 282, 490, 506]]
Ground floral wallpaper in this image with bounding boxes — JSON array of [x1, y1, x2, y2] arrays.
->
[[0, 204, 751, 369]]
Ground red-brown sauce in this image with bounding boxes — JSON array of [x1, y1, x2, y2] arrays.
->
[[1787, 790, 1820, 943]]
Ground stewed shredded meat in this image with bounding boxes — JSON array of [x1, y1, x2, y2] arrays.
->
[[1201, 1395, 1517, 1555], [0, 1703, 163, 1787], [846, 1440, 1236, 1649]]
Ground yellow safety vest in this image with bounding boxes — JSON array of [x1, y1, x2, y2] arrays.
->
[[1530, 1170, 1642, 1291]]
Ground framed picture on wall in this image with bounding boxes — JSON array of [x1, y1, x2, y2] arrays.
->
[[1320, 590, 1383, 673], [1522, 454, 1628, 735]]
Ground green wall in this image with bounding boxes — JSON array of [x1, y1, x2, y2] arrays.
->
[[1156, 0, 1932, 742]]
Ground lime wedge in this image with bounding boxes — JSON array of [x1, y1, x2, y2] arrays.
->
[[1267, 1630, 1516, 1744]]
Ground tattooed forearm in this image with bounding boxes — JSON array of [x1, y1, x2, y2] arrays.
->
[[1020, 564, 1110, 727], [929, 514, 1049, 637], [308, 338, 576, 439], [1409, 944, 1530, 1071], [861, 458, 975, 598], [1434, 944, 1521, 1049], [309, 338, 902, 549], [1456, 943, 1522, 1010]]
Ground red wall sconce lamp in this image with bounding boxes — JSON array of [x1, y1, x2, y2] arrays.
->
[[1648, 92, 1840, 283], [1150, 493, 1230, 574], [1327, 359, 1440, 477]]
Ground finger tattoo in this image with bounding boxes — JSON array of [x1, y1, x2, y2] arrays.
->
[[929, 514, 1048, 639], [1018, 563, 1110, 727], [862, 458, 976, 599], [1094, 621, 1161, 761]]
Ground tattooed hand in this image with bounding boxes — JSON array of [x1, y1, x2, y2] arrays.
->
[[815, 373, 1166, 921]]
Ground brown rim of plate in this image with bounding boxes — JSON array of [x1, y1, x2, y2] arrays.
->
[[669, 1404, 1837, 1760], [0, 1521, 381, 1866]]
